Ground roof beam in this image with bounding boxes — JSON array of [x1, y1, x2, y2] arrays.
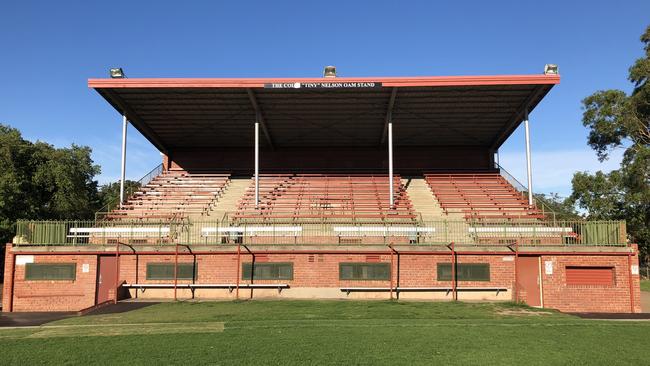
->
[[489, 85, 547, 150], [247, 89, 274, 149], [380, 88, 398, 145], [98, 89, 168, 154]]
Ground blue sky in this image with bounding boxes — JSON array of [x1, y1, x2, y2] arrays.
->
[[1, 1, 648, 196]]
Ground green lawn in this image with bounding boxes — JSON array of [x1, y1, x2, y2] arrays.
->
[[641, 279, 650, 292], [1, 300, 649, 365]]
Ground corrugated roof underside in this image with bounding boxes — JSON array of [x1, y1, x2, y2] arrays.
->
[[102, 84, 551, 150]]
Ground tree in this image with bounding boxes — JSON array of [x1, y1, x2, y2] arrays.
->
[[569, 26, 650, 259], [0, 124, 102, 245], [534, 193, 581, 221], [97, 180, 141, 212]]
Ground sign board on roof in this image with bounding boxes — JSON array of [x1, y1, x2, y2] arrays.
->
[[264, 82, 382, 89]]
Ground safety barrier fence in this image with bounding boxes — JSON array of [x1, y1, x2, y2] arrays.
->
[[95, 163, 164, 220], [495, 163, 557, 222], [13, 219, 626, 247]]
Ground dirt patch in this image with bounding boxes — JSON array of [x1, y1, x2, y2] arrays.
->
[[497, 309, 554, 316], [26, 321, 225, 338]]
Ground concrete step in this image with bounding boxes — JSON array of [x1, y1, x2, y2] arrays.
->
[[205, 177, 251, 220]]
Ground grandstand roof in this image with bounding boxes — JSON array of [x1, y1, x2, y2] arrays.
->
[[89, 74, 559, 153]]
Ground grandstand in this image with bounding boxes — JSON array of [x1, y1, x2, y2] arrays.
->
[[2, 69, 641, 314]]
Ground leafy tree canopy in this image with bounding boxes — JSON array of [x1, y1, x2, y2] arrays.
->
[[0, 124, 102, 244], [570, 26, 650, 258], [97, 180, 141, 212]]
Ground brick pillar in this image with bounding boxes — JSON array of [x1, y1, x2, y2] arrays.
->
[[630, 244, 642, 313], [2, 244, 15, 312]]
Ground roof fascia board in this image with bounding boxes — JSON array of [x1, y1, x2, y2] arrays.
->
[[88, 74, 560, 89]]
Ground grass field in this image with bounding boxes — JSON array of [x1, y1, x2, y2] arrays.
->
[[641, 279, 650, 292], [1, 300, 649, 365]]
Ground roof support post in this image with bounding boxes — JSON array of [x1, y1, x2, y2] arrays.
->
[[381, 88, 398, 144], [119, 115, 128, 208], [524, 110, 533, 206], [388, 121, 394, 208], [247, 89, 274, 149], [254, 121, 260, 208]]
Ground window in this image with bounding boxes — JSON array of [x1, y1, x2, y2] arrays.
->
[[437, 263, 490, 281], [565, 266, 614, 286], [25, 263, 76, 281], [146, 263, 196, 280], [339, 263, 390, 281], [242, 263, 293, 280]]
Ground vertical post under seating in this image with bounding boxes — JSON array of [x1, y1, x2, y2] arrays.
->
[[514, 240, 519, 303], [119, 115, 128, 208], [389, 247, 394, 300], [388, 122, 394, 208], [524, 111, 533, 206], [114, 241, 120, 304], [236, 243, 241, 300], [174, 242, 179, 301], [254, 122, 259, 208], [451, 241, 457, 301]]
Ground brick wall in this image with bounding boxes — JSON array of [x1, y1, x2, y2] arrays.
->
[[4, 250, 98, 312], [2, 248, 641, 313], [540, 254, 641, 313]]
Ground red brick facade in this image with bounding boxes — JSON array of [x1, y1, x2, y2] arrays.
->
[[2, 245, 641, 313]]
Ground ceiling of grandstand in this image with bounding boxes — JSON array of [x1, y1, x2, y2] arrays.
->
[[89, 75, 559, 153]]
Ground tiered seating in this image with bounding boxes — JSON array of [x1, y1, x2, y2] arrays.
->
[[233, 174, 417, 223], [424, 173, 544, 220], [106, 171, 231, 220]]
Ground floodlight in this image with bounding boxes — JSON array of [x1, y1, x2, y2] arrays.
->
[[544, 64, 558, 75], [323, 66, 337, 78], [110, 68, 126, 78]]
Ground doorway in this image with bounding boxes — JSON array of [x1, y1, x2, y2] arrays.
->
[[518, 256, 542, 307], [96, 256, 117, 304]]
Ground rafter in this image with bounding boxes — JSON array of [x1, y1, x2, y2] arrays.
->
[[247, 89, 274, 149], [380, 88, 398, 144]]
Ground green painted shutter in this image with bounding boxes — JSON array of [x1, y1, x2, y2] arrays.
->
[[25, 263, 76, 280]]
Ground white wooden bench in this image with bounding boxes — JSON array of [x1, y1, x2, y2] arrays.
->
[[68, 227, 170, 239], [340, 287, 508, 295], [123, 283, 290, 294]]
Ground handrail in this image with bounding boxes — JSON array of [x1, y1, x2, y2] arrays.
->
[[494, 162, 557, 223], [14, 219, 627, 247], [95, 163, 164, 220]]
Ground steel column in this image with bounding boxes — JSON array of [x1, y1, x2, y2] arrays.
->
[[174, 242, 179, 301], [524, 111, 533, 206], [114, 241, 120, 304], [119, 115, 128, 207], [388, 122, 394, 207], [450, 241, 457, 301], [254, 122, 260, 208], [514, 240, 519, 303], [389, 247, 395, 300], [236, 244, 241, 300]]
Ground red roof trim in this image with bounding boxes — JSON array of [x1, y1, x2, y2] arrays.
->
[[88, 74, 560, 89]]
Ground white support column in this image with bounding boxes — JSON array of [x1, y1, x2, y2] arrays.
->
[[119, 115, 128, 208], [524, 111, 533, 206], [388, 122, 394, 208], [254, 122, 260, 208]]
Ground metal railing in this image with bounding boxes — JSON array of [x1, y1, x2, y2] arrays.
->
[[95, 163, 164, 220], [13, 219, 627, 247], [495, 162, 557, 222]]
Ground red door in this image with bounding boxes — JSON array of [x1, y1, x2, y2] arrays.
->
[[97, 256, 117, 304], [518, 256, 541, 307]]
